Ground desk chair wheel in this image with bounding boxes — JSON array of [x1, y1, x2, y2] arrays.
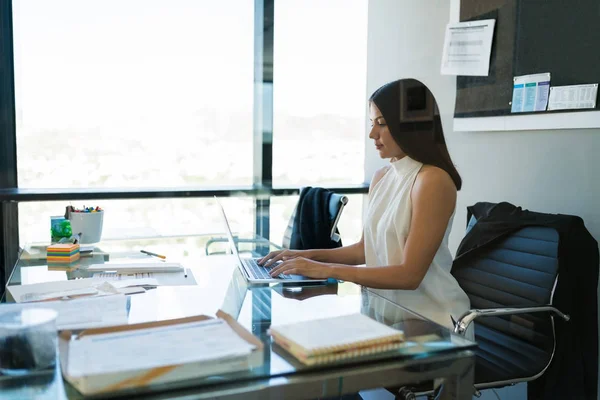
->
[[395, 387, 417, 400], [393, 385, 438, 400]]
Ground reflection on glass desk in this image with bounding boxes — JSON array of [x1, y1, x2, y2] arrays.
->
[[1, 235, 476, 399]]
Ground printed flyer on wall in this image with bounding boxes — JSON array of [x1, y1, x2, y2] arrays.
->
[[511, 73, 551, 113]]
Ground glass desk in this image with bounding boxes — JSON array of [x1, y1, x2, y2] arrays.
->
[[1, 236, 476, 399]]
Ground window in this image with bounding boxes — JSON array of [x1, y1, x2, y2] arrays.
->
[[10, 1, 369, 248], [14, 0, 254, 189], [13, 0, 255, 244], [272, 0, 368, 186]]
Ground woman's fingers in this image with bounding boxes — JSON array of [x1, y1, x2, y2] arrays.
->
[[257, 251, 274, 264], [269, 260, 293, 276], [263, 252, 287, 267], [261, 250, 302, 267], [258, 250, 283, 266]]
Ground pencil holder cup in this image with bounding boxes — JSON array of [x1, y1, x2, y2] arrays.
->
[[69, 210, 104, 244]]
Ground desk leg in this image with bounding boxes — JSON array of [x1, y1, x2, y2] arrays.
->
[[438, 355, 475, 400]]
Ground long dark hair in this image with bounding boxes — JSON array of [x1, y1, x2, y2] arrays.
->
[[369, 79, 462, 190]]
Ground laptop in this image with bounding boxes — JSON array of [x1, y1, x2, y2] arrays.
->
[[216, 198, 328, 284]]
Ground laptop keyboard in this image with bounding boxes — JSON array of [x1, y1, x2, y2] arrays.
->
[[244, 258, 291, 280]]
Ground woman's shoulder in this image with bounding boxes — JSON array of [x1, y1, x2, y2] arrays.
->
[[367, 166, 391, 198], [373, 165, 391, 181], [417, 165, 455, 185], [414, 165, 457, 199], [370, 166, 391, 190]]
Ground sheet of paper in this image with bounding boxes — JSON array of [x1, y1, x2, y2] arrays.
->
[[87, 262, 183, 273], [548, 84, 598, 111], [92, 269, 197, 286], [511, 73, 551, 113], [8, 279, 92, 302], [0, 295, 129, 330], [66, 318, 255, 377], [441, 19, 496, 76], [20, 287, 101, 303], [7, 278, 157, 303], [109, 278, 159, 288]]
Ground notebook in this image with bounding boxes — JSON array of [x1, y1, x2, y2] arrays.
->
[[268, 313, 405, 365]]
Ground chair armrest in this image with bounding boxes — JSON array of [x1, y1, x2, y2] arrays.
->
[[453, 305, 570, 336], [329, 195, 348, 242]]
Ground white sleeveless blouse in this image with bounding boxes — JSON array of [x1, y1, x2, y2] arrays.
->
[[364, 156, 471, 334]]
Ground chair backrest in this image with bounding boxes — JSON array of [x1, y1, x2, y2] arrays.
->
[[281, 191, 348, 249], [452, 221, 560, 383]]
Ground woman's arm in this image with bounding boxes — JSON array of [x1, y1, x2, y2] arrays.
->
[[270, 166, 456, 289], [306, 240, 365, 265], [261, 167, 389, 267]]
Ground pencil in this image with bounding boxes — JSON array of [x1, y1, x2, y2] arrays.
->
[[140, 250, 166, 259]]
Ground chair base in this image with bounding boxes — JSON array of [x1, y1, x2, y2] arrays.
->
[[388, 384, 439, 400]]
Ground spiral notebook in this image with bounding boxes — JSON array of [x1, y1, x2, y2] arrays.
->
[[268, 313, 405, 365]]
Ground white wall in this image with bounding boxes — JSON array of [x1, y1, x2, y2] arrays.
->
[[365, 0, 600, 398], [365, 0, 600, 256]]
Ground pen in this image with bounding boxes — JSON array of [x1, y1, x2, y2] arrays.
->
[[140, 250, 166, 259]]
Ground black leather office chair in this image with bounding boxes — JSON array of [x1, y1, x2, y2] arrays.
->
[[205, 190, 348, 255], [452, 223, 569, 395], [394, 219, 570, 400]]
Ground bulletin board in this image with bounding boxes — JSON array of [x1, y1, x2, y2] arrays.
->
[[454, 0, 600, 119]]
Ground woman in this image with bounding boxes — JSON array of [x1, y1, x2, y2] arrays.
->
[[258, 78, 470, 333]]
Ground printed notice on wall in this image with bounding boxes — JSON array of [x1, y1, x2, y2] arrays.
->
[[441, 19, 495, 76], [548, 84, 598, 111], [511, 73, 551, 113]]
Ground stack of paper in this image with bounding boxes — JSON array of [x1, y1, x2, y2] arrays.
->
[[269, 313, 404, 365], [60, 311, 263, 395]]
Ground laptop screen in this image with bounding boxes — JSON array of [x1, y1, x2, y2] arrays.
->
[[215, 197, 244, 264]]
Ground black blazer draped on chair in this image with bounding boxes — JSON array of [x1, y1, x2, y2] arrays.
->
[[454, 202, 598, 400], [289, 187, 343, 250]]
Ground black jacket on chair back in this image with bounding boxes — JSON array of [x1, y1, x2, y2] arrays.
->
[[289, 187, 343, 250], [453, 202, 598, 400]]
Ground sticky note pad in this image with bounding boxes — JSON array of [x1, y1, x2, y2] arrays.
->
[[47, 243, 80, 263], [47, 243, 80, 253]]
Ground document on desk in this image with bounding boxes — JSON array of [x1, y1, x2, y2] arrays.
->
[[66, 318, 255, 377], [92, 269, 196, 286], [441, 19, 496, 76], [87, 262, 183, 273], [7, 277, 157, 303], [0, 295, 129, 330]]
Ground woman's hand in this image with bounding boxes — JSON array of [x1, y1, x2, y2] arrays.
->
[[268, 257, 332, 279], [257, 249, 311, 267]]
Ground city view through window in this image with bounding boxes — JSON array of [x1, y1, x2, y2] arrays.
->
[[14, 0, 368, 250]]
